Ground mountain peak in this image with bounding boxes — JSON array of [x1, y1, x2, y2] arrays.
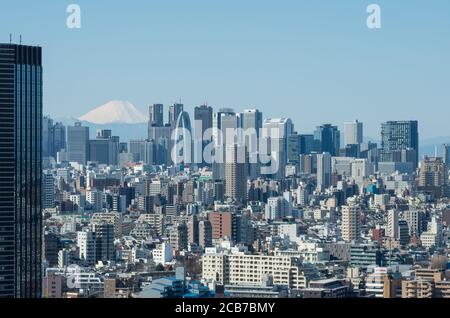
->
[[79, 100, 147, 124]]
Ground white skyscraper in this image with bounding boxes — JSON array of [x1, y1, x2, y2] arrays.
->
[[262, 118, 294, 180], [344, 120, 363, 146], [387, 209, 399, 239]]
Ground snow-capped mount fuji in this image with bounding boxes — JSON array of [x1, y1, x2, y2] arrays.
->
[[79, 100, 147, 124]]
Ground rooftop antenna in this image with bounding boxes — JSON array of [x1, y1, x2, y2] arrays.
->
[[9, 33, 12, 44], [19, 35, 22, 45]]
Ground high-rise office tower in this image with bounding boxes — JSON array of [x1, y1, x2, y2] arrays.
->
[[67, 122, 90, 165], [314, 124, 341, 156], [149, 104, 164, 127], [52, 122, 66, 157], [442, 144, 450, 167], [241, 109, 262, 135], [288, 132, 301, 166], [0, 43, 43, 298], [212, 108, 237, 145], [194, 105, 213, 166], [299, 134, 314, 155], [262, 118, 294, 180], [212, 109, 238, 180], [173, 111, 193, 165], [225, 144, 248, 204], [129, 139, 156, 165], [341, 205, 361, 242], [147, 120, 172, 165], [316, 152, 332, 191], [42, 116, 54, 158], [344, 120, 363, 146], [43, 117, 66, 159], [89, 130, 119, 166], [381, 121, 419, 168], [168, 103, 184, 127], [418, 156, 448, 198], [219, 112, 239, 146], [241, 109, 263, 178], [194, 105, 213, 138]]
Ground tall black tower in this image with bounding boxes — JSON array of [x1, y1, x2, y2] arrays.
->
[[0, 43, 43, 298]]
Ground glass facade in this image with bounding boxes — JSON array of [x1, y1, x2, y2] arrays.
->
[[0, 44, 42, 298], [381, 121, 419, 168]]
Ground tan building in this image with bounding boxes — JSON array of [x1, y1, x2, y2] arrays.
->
[[225, 144, 247, 204], [209, 211, 233, 240], [402, 279, 434, 298], [43, 272, 63, 298], [435, 281, 450, 298], [402, 268, 450, 298], [103, 277, 117, 298], [418, 156, 447, 198]]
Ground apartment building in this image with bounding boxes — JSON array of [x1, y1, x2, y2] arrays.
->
[[202, 252, 310, 289]]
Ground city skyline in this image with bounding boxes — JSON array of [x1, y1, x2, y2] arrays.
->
[[1, 0, 450, 138], [1, 1, 450, 303]]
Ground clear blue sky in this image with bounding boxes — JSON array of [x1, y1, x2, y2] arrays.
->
[[1, 0, 450, 139]]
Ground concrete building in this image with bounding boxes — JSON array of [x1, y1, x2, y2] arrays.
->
[[341, 205, 361, 242], [344, 120, 363, 146], [202, 252, 309, 289]]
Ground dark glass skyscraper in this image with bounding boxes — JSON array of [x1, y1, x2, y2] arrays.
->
[[194, 105, 213, 166], [314, 124, 341, 156], [0, 43, 43, 298], [381, 121, 419, 168], [149, 103, 164, 127], [168, 103, 184, 127], [194, 105, 213, 138]]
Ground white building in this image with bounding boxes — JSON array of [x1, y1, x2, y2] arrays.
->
[[351, 158, 373, 183], [86, 189, 103, 212], [387, 210, 399, 239], [344, 120, 363, 146], [77, 230, 96, 266], [265, 197, 291, 220], [202, 251, 308, 289], [152, 243, 174, 266]]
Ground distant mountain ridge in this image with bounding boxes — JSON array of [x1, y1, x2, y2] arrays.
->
[[78, 100, 147, 124]]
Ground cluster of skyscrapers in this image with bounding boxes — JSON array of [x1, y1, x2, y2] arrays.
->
[[1, 43, 449, 299]]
